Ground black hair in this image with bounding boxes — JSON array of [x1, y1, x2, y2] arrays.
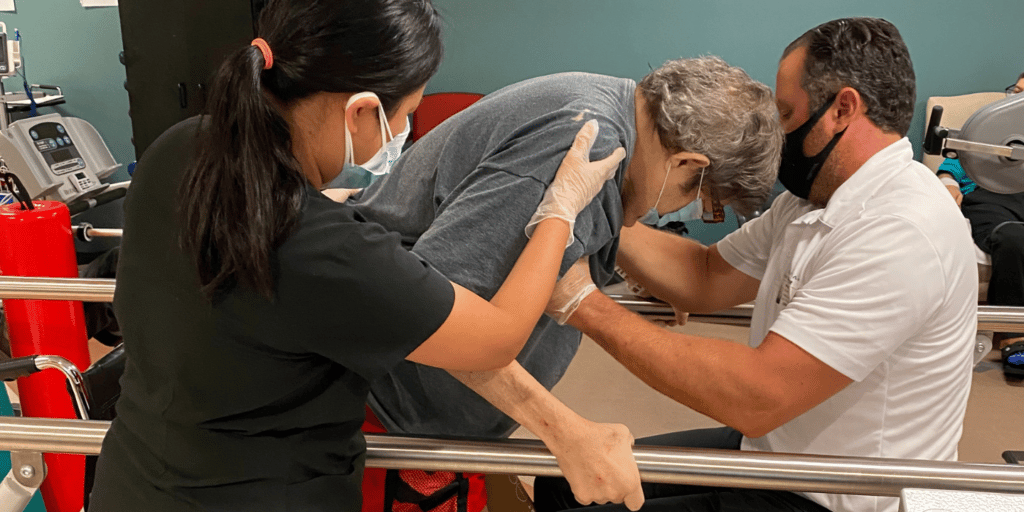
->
[[783, 17, 916, 136], [181, 0, 443, 301]]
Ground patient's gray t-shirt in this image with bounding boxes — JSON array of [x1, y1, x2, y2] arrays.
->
[[352, 72, 637, 437]]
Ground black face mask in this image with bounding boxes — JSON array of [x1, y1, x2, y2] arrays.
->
[[779, 95, 846, 200]]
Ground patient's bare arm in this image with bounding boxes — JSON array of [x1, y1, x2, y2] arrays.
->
[[448, 362, 644, 511]]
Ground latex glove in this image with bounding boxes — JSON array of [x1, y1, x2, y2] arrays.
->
[[321, 187, 362, 203], [547, 256, 597, 325], [547, 418, 645, 511], [527, 119, 627, 246]]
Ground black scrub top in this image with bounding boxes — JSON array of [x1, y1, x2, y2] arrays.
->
[[89, 117, 455, 511]]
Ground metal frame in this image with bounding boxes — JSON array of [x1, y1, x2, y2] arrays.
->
[[0, 416, 1022, 498], [28, 356, 91, 420], [71, 224, 123, 242], [943, 137, 1024, 161], [1, 277, 1023, 333], [1, 276, 1023, 505]]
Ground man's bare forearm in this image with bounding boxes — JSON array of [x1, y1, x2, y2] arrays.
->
[[566, 291, 789, 438]]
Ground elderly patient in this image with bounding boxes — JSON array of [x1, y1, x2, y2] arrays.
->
[[534, 17, 978, 512], [347, 56, 782, 506]]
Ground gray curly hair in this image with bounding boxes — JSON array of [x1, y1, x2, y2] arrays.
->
[[638, 56, 783, 217]]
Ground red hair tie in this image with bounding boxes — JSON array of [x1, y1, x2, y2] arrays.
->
[[251, 38, 273, 70]]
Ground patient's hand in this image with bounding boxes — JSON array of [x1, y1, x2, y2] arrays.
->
[[619, 266, 688, 327], [321, 188, 362, 203], [938, 173, 963, 207], [945, 184, 963, 207], [652, 304, 689, 328], [547, 418, 644, 511]]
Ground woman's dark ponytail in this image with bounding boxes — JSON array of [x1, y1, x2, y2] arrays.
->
[[180, 0, 443, 301], [181, 43, 304, 300]]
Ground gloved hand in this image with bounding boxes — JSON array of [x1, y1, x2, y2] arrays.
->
[[547, 256, 598, 325], [547, 418, 645, 511], [526, 119, 626, 246]]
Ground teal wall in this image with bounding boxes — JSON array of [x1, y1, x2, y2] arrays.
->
[[428, 0, 1023, 144], [2, 0, 1023, 242], [424, 0, 1023, 242]]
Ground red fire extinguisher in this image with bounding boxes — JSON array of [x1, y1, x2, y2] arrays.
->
[[0, 169, 91, 512]]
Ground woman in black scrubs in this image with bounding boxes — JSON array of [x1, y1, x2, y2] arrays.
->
[[89, 0, 624, 510]]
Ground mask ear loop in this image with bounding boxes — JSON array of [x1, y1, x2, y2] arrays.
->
[[377, 102, 394, 144], [650, 161, 671, 214], [694, 166, 706, 205]]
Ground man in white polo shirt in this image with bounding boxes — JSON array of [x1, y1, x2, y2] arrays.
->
[[533, 17, 978, 512]]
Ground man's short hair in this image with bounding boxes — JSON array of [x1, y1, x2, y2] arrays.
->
[[783, 17, 916, 136], [1018, 71, 1024, 81], [638, 56, 783, 217]]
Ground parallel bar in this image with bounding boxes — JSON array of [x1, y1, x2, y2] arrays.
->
[[608, 294, 754, 326], [972, 306, 1024, 333], [1, 417, 1023, 497], [71, 225, 123, 241], [608, 293, 1024, 333], [85, 228, 123, 238], [0, 276, 115, 302], [1, 278, 1023, 331], [0, 417, 108, 456]]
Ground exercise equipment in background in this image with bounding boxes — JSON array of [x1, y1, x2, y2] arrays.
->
[[0, 23, 121, 204], [924, 92, 1024, 194]]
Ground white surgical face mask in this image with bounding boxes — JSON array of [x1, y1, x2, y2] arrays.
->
[[324, 92, 409, 189], [639, 165, 706, 227], [638, 162, 672, 226], [650, 167, 706, 227]]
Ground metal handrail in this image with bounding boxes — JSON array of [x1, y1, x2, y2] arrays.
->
[[71, 225, 123, 241], [0, 276, 115, 302], [0, 416, 1022, 497], [1, 277, 1023, 332]]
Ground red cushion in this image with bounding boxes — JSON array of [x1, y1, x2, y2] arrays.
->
[[411, 93, 484, 142], [361, 407, 487, 512]]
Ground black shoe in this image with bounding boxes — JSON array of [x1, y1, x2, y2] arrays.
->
[[1003, 341, 1024, 376]]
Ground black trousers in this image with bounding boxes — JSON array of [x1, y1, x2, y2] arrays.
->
[[533, 427, 831, 512], [962, 189, 1024, 308]]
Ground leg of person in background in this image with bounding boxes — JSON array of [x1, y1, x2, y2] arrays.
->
[[532, 427, 829, 512], [962, 190, 1024, 351], [985, 222, 1024, 309], [985, 222, 1024, 357]]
